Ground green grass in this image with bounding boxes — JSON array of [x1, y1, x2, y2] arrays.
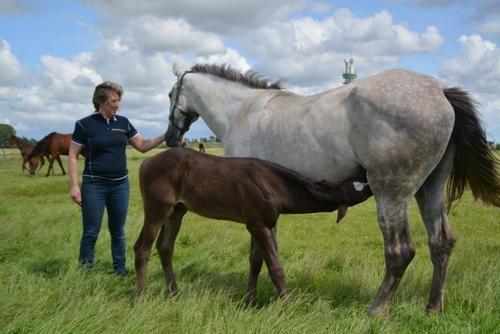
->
[[0, 147, 499, 333]]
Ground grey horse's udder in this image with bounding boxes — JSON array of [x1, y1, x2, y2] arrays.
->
[[353, 181, 369, 191]]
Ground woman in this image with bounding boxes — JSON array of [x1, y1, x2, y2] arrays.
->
[[68, 81, 165, 276]]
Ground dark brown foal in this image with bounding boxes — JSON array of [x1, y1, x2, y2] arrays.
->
[[134, 148, 372, 302]]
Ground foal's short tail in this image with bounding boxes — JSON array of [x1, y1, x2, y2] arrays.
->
[[444, 87, 500, 209], [28, 132, 56, 159]]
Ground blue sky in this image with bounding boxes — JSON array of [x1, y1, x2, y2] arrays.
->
[[0, 0, 499, 141]]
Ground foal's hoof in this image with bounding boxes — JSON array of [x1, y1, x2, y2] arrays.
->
[[166, 286, 179, 298], [367, 303, 389, 317], [246, 298, 257, 307], [244, 292, 257, 307], [425, 303, 443, 314]]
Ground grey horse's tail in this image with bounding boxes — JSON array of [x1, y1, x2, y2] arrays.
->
[[444, 87, 500, 209]]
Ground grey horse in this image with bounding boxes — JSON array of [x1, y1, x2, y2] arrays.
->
[[165, 63, 499, 315]]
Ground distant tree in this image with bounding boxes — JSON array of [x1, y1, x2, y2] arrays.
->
[[0, 124, 16, 148], [496, 143, 500, 151], [209, 135, 215, 142], [22, 136, 37, 145]]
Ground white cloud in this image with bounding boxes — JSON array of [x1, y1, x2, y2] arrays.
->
[[39, 53, 102, 103], [439, 34, 498, 93], [83, 0, 307, 34], [244, 9, 443, 87], [0, 39, 26, 86], [475, 19, 500, 38], [120, 16, 226, 55], [195, 48, 251, 72], [439, 34, 500, 141]]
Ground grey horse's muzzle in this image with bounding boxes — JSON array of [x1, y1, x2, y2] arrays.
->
[[165, 124, 182, 147]]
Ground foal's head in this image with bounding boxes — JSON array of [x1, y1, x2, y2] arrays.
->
[[316, 178, 372, 222]]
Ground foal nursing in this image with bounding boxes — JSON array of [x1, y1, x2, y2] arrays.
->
[[134, 148, 371, 302]]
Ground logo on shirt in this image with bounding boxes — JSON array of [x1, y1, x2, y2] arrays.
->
[[111, 128, 125, 132]]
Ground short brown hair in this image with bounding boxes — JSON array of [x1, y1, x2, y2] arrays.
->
[[92, 81, 123, 111]]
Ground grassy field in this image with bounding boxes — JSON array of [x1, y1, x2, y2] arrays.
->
[[0, 145, 498, 333]]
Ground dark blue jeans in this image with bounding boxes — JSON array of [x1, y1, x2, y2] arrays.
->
[[79, 177, 130, 272]]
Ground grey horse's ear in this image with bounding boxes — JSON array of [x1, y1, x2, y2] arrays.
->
[[172, 63, 182, 78]]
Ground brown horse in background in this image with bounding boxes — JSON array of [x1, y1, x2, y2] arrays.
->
[[198, 142, 206, 153], [9, 136, 45, 175], [134, 148, 372, 302], [28, 132, 73, 176]]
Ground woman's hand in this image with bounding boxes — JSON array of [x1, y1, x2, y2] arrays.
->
[[68, 141, 83, 206], [70, 185, 82, 206]]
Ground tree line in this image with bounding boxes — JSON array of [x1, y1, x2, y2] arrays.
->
[[0, 124, 37, 147]]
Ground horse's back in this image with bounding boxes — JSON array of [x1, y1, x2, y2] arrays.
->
[[52, 133, 71, 154], [241, 69, 455, 192]]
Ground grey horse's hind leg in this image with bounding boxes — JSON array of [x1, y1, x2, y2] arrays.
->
[[369, 196, 416, 316], [415, 144, 456, 313]]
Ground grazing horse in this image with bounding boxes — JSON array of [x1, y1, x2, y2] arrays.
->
[[134, 148, 372, 301], [28, 132, 72, 176], [8, 136, 45, 175], [198, 142, 206, 153], [165, 63, 500, 315]]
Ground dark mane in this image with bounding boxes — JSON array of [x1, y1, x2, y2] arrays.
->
[[29, 131, 56, 159], [190, 63, 284, 90]]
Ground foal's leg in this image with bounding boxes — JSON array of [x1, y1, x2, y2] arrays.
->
[[369, 196, 415, 316], [134, 205, 171, 295], [415, 145, 456, 313], [156, 204, 187, 295], [246, 224, 286, 299], [246, 237, 265, 305], [246, 228, 279, 304]]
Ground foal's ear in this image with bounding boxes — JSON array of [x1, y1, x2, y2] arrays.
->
[[172, 63, 182, 78]]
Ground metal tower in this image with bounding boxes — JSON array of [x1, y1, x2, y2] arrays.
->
[[342, 58, 357, 84]]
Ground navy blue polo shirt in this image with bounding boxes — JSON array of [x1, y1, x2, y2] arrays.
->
[[72, 112, 138, 180]]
